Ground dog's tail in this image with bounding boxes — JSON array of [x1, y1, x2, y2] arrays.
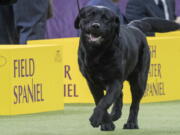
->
[[128, 17, 180, 33]]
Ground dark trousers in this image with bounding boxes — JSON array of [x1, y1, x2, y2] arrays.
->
[[0, 0, 49, 44]]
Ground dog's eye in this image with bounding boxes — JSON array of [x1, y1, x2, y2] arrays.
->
[[91, 11, 96, 16], [87, 11, 96, 17], [101, 15, 109, 20]]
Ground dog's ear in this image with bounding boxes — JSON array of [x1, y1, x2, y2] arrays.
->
[[74, 6, 92, 29], [114, 16, 120, 34], [74, 14, 81, 29], [74, 7, 87, 29]]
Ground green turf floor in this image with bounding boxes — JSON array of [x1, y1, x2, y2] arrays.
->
[[0, 101, 180, 135]]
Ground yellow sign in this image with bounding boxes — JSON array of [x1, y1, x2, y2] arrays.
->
[[0, 45, 64, 115], [28, 37, 180, 103], [143, 37, 180, 102], [28, 38, 94, 103], [155, 31, 180, 37]]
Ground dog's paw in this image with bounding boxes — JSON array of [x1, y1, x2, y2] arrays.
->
[[123, 123, 139, 129], [89, 108, 104, 128], [110, 110, 121, 122], [101, 122, 115, 131]]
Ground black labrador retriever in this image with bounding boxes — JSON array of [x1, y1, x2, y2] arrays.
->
[[74, 6, 180, 131]]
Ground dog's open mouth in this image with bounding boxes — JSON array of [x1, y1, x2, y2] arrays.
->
[[86, 34, 103, 43]]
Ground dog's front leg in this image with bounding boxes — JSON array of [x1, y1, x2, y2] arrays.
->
[[90, 80, 123, 128]]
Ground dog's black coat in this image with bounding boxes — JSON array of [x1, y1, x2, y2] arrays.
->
[[74, 6, 180, 131]]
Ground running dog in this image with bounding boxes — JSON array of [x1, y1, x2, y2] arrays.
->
[[74, 6, 180, 131]]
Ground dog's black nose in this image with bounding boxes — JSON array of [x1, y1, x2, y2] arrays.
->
[[92, 23, 100, 29]]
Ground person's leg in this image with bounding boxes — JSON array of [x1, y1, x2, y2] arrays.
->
[[0, 5, 18, 44], [13, 0, 49, 44]]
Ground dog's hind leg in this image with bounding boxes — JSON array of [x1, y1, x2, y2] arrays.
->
[[123, 45, 150, 129], [110, 92, 123, 121], [123, 74, 146, 129]]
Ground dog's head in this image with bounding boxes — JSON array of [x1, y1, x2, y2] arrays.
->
[[74, 6, 120, 46]]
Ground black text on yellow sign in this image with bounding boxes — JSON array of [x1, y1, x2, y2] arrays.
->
[[13, 58, 44, 104], [64, 65, 79, 97]]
